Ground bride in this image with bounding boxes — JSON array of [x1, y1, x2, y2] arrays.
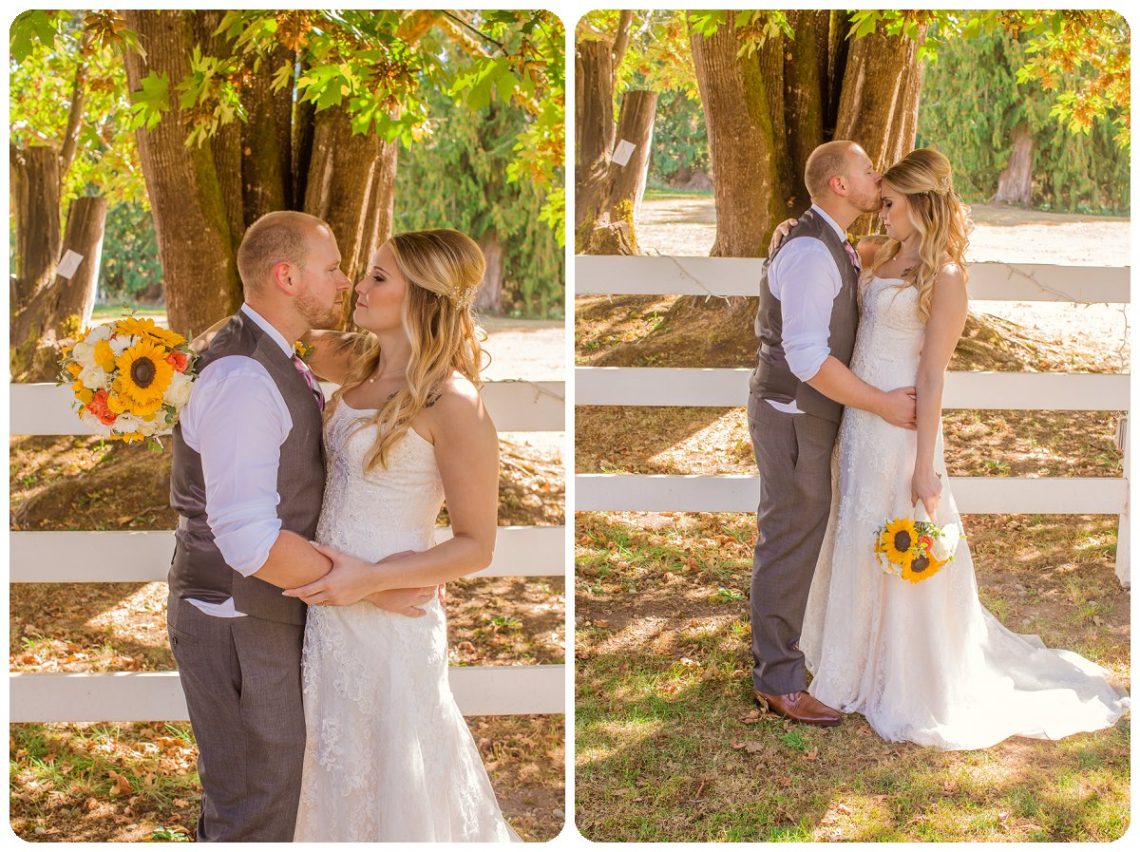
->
[[282, 229, 516, 840], [786, 148, 1129, 749]]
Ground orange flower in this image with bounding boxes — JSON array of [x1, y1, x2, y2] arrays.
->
[[918, 534, 934, 552], [166, 351, 189, 372], [86, 389, 117, 426]]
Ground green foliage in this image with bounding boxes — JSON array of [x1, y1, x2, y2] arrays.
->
[[9, 11, 147, 208], [646, 90, 709, 188], [97, 204, 164, 303], [393, 87, 563, 319], [917, 27, 1129, 214]]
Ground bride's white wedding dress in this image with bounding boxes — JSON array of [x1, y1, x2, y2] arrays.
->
[[293, 401, 514, 841], [800, 275, 1129, 750]]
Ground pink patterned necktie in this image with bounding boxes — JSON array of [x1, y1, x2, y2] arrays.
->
[[292, 355, 325, 412], [843, 241, 861, 272]]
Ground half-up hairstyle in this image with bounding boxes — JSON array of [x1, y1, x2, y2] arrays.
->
[[867, 148, 972, 320], [329, 229, 487, 471]]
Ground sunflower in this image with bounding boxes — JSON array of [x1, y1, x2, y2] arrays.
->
[[902, 552, 944, 584], [117, 338, 174, 411], [115, 316, 187, 349], [879, 518, 918, 566]]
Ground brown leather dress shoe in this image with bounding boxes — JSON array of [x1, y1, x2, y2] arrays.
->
[[754, 690, 842, 727]]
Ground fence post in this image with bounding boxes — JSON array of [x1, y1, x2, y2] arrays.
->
[[1115, 415, 1129, 588]]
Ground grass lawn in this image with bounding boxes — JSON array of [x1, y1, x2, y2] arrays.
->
[[575, 511, 1130, 842]]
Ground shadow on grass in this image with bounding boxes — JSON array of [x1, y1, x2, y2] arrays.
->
[[575, 512, 1130, 842]]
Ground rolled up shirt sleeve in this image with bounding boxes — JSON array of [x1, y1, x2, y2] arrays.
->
[[770, 243, 843, 382], [180, 358, 292, 577]]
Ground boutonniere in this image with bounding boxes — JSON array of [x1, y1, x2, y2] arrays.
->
[[294, 339, 315, 363], [846, 231, 857, 246]]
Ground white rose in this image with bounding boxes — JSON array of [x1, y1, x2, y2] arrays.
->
[[79, 363, 109, 390], [87, 323, 114, 343], [72, 340, 97, 369], [109, 334, 134, 356], [165, 371, 193, 408], [931, 523, 961, 562], [113, 412, 143, 433], [78, 408, 102, 429]]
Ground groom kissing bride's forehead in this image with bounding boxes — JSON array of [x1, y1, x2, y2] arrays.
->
[[746, 141, 1127, 748]]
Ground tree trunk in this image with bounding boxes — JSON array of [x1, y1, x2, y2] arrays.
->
[[302, 107, 399, 329], [53, 195, 106, 329], [10, 144, 62, 307], [123, 10, 242, 337], [835, 18, 926, 237], [992, 123, 1034, 206], [690, 17, 787, 256], [475, 234, 504, 314], [607, 90, 658, 227], [10, 196, 108, 381], [693, 14, 927, 254], [575, 38, 615, 246]]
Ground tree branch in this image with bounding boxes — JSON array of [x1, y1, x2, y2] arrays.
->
[[611, 10, 634, 83], [58, 30, 93, 184], [441, 10, 506, 52]]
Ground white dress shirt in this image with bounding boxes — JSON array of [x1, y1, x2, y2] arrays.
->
[[179, 304, 294, 617], [765, 204, 850, 414]]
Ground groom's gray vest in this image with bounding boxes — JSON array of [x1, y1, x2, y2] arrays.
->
[[168, 312, 324, 627], [750, 208, 859, 423]]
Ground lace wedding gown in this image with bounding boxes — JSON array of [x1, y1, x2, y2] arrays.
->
[[800, 275, 1129, 750], [293, 402, 514, 841]]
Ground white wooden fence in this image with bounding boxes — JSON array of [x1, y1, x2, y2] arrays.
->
[[10, 379, 566, 721], [575, 255, 1130, 587]]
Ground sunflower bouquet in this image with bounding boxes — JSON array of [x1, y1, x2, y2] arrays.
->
[[59, 316, 196, 447], [873, 504, 962, 583]]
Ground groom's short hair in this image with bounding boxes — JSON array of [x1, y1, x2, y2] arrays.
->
[[805, 140, 856, 201], [237, 210, 329, 294]]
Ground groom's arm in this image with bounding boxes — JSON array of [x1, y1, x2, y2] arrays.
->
[[805, 358, 915, 429]]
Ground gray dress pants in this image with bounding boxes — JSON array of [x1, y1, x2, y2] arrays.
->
[[747, 394, 839, 695], [167, 594, 306, 842]]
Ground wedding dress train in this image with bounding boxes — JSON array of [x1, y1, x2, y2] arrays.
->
[[800, 276, 1129, 750], [293, 402, 514, 840]]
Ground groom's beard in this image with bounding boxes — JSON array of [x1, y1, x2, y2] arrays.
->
[[296, 291, 343, 330]]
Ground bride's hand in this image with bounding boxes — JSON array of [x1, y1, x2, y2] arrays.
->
[[768, 218, 797, 256], [366, 586, 437, 618], [911, 470, 942, 519], [283, 542, 414, 607]]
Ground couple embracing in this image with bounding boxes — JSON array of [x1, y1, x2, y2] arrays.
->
[[167, 212, 516, 840], [748, 141, 1129, 749]]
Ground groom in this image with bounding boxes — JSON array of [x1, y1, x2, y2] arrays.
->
[[167, 211, 433, 841], [747, 141, 916, 726]]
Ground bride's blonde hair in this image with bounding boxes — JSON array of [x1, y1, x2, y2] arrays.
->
[[867, 148, 971, 320], [329, 229, 487, 471]]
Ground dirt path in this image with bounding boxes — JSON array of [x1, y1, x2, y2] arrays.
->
[[636, 195, 1131, 368]]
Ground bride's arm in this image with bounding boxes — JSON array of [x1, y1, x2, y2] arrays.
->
[[912, 263, 968, 517], [301, 329, 368, 384], [282, 378, 499, 604]]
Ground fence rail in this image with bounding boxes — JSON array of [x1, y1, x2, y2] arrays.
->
[[9, 526, 565, 583], [11, 380, 565, 435], [574, 256, 1131, 303], [574, 255, 1130, 587], [10, 666, 565, 722], [576, 367, 1129, 410]]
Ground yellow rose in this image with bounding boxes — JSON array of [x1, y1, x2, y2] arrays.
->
[[94, 339, 116, 372]]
